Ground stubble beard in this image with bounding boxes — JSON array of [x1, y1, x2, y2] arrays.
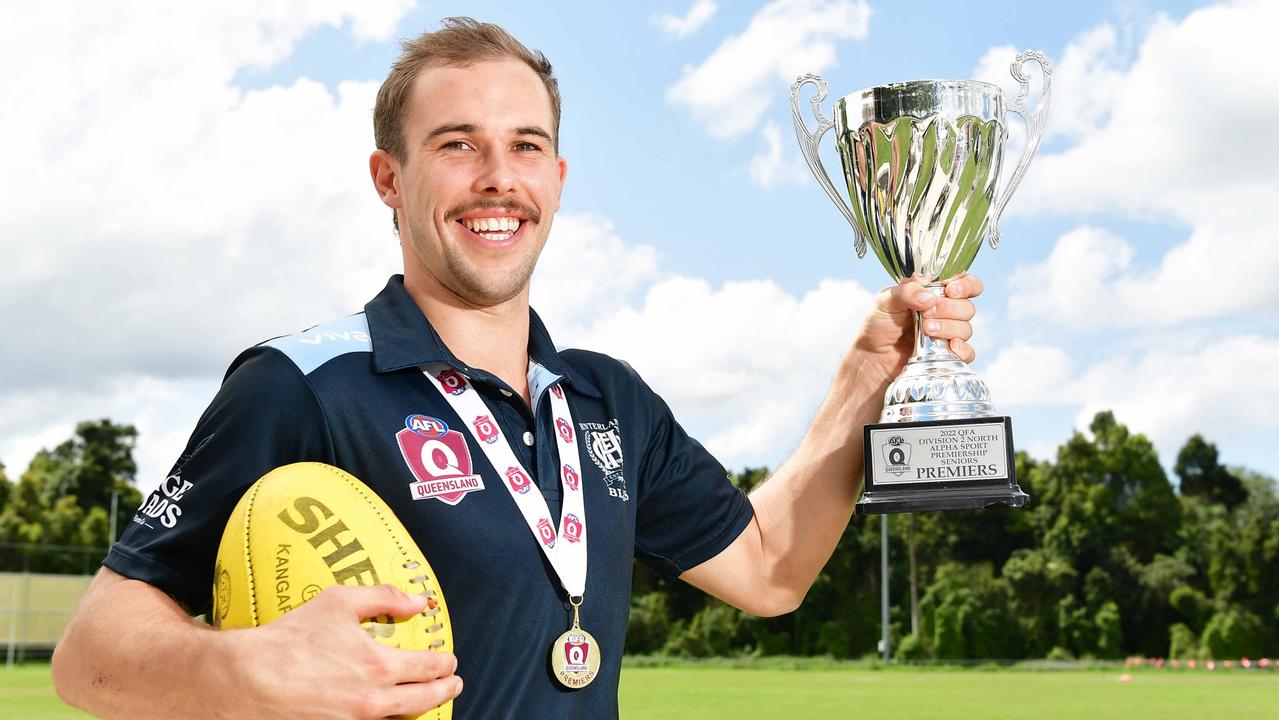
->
[[406, 211, 547, 307]]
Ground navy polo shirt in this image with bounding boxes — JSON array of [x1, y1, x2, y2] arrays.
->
[[105, 275, 754, 719]]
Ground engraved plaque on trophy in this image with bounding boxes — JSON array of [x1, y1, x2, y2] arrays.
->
[[790, 52, 1052, 513]]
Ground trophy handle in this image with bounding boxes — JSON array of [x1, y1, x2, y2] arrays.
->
[[790, 73, 865, 258], [988, 50, 1053, 249]]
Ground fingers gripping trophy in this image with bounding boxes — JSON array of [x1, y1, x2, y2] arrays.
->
[[790, 51, 1052, 514]]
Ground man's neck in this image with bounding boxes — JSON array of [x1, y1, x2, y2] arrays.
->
[[403, 273, 533, 404]]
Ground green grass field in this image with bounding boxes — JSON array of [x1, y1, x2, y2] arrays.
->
[[5, 663, 1276, 718]]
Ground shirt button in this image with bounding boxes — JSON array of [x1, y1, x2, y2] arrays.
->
[[500, 389, 513, 397], [522, 431, 535, 446]]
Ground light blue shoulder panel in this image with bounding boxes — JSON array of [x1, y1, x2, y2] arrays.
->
[[262, 313, 372, 375]]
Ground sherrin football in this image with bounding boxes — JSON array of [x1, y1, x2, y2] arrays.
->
[[213, 462, 453, 720]]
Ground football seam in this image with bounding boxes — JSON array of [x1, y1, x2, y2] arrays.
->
[[240, 478, 265, 627], [314, 464, 448, 640]]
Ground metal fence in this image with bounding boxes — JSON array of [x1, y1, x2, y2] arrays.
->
[[0, 542, 103, 665]]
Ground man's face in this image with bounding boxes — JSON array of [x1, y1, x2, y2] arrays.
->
[[394, 59, 566, 307]]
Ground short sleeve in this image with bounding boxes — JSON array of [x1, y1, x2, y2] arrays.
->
[[632, 383, 755, 577], [104, 347, 332, 613]]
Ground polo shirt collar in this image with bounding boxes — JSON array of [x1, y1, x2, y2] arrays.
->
[[364, 275, 600, 397]]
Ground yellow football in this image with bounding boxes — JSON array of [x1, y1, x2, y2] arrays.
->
[[213, 462, 453, 720]]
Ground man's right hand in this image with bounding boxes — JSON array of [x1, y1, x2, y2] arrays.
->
[[230, 583, 463, 719], [53, 569, 461, 720]]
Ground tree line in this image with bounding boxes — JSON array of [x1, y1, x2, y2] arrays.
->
[[2, 413, 1275, 660], [629, 412, 1278, 661]]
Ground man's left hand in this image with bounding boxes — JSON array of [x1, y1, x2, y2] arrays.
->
[[852, 273, 984, 388]]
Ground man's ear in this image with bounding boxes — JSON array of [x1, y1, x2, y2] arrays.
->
[[369, 149, 402, 210]]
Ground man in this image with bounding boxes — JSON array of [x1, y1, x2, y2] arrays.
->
[[52, 18, 984, 719]]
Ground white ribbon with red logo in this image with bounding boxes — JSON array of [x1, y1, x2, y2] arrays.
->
[[422, 364, 587, 598]]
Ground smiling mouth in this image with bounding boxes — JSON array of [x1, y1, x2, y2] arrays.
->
[[458, 216, 523, 242]]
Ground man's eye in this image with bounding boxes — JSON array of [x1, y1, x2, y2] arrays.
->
[[442, 140, 472, 151], [515, 142, 542, 152]]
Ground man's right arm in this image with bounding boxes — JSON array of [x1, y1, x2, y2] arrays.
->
[[53, 567, 462, 719]]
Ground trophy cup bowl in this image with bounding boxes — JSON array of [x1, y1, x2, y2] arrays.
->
[[791, 51, 1051, 514]]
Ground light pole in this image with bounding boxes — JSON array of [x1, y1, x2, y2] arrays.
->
[[880, 514, 890, 662]]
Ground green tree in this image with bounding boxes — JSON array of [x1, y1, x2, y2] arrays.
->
[[1200, 606, 1264, 659], [1175, 435, 1246, 509], [0, 420, 141, 572], [1038, 412, 1182, 568]]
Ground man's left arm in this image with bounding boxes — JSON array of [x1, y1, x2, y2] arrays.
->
[[680, 274, 984, 617]]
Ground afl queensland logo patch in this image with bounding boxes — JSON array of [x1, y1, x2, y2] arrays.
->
[[396, 420, 485, 505]]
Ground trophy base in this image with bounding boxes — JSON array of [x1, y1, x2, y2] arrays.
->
[[855, 416, 1028, 515]]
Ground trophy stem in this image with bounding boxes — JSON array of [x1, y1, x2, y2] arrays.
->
[[881, 283, 994, 423], [912, 284, 961, 364]]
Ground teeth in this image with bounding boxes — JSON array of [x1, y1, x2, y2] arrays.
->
[[462, 217, 521, 234]]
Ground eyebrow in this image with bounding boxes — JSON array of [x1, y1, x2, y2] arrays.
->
[[423, 123, 554, 144]]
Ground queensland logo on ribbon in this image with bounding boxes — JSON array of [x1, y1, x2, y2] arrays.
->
[[397, 424, 485, 505], [473, 415, 500, 444], [882, 435, 912, 477], [562, 463, 580, 492], [436, 369, 468, 395], [537, 517, 556, 548], [506, 466, 532, 494], [556, 417, 574, 443], [563, 513, 583, 543]]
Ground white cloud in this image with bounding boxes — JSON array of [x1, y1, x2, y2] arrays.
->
[[531, 213, 663, 333], [985, 1, 1279, 334], [564, 276, 878, 469], [652, 0, 718, 39], [749, 120, 811, 189], [0, 3, 414, 393], [985, 335, 1279, 467], [667, 0, 871, 138], [0, 2, 416, 488]]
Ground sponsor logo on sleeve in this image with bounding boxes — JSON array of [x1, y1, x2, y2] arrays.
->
[[396, 427, 486, 505], [582, 419, 627, 501], [135, 473, 194, 529]]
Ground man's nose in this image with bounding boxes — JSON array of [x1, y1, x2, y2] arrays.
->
[[472, 150, 517, 195]]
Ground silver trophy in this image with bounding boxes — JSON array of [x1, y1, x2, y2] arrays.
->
[[791, 51, 1051, 514]]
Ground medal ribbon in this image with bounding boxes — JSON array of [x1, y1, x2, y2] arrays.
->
[[422, 363, 587, 598]]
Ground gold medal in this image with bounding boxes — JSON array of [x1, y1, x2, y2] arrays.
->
[[550, 596, 600, 689]]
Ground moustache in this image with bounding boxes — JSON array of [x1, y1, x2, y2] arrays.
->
[[444, 199, 540, 224]]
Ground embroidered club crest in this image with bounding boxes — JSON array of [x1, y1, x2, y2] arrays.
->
[[581, 419, 627, 501], [396, 428, 485, 504]]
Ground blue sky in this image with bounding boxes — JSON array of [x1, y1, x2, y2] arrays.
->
[[1, 0, 1276, 495]]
